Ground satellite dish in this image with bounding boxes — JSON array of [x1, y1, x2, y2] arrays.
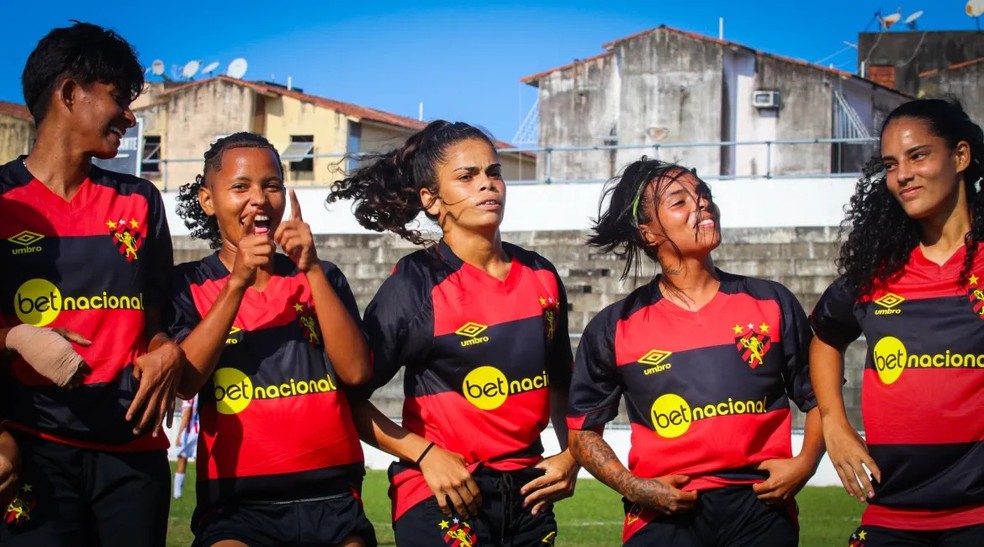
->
[[881, 11, 902, 29], [227, 58, 248, 79], [201, 61, 220, 75], [181, 60, 201, 80], [969, 0, 984, 18], [151, 59, 165, 76], [904, 10, 924, 29]]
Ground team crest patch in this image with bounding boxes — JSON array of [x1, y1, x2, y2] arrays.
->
[[106, 218, 142, 262], [967, 274, 984, 318], [293, 302, 321, 346], [439, 517, 477, 546], [848, 527, 868, 546], [4, 484, 36, 526], [539, 296, 560, 343], [733, 322, 772, 369]]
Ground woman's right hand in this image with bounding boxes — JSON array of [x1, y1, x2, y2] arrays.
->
[[418, 445, 482, 518], [824, 418, 880, 502], [633, 474, 698, 515], [231, 209, 275, 288]]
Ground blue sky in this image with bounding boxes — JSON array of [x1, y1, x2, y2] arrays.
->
[[0, 0, 975, 143]]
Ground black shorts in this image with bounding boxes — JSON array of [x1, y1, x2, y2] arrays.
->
[[193, 493, 377, 547], [393, 466, 558, 546], [623, 485, 798, 547], [849, 523, 984, 546], [0, 431, 170, 547]]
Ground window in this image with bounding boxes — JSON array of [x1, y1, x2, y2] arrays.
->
[[284, 135, 314, 172], [142, 135, 161, 174], [346, 122, 362, 173]]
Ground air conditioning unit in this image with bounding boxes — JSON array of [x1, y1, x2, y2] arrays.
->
[[752, 90, 781, 109]]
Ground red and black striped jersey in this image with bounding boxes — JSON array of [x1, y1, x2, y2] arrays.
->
[[811, 246, 984, 530], [0, 157, 172, 451], [360, 240, 572, 520], [170, 253, 365, 511], [569, 272, 815, 492]]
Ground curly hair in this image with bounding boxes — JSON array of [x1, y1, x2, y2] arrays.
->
[[176, 132, 283, 250], [588, 158, 709, 280], [838, 98, 984, 299], [326, 120, 496, 245], [22, 21, 144, 124]]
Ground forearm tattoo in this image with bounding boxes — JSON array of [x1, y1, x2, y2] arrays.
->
[[571, 430, 675, 510]]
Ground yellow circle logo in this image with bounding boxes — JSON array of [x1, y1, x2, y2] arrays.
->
[[650, 393, 692, 438], [14, 278, 61, 326], [212, 367, 253, 415], [872, 336, 907, 385], [462, 365, 508, 410]]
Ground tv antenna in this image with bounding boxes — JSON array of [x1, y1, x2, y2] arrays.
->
[[226, 58, 248, 79], [969, 0, 984, 30], [904, 10, 924, 30], [150, 59, 165, 76], [181, 60, 201, 80], [201, 61, 220, 76], [877, 9, 902, 30]]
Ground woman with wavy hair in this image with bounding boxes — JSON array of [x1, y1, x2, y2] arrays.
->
[[568, 158, 822, 546], [811, 98, 984, 546], [328, 120, 577, 546]]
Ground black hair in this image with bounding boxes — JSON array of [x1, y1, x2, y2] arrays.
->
[[326, 120, 497, 245], [176, 132, 284, 250], [22, 21, 144, 124], [588, 158, 711, 280], [838, 98, 984, 298]]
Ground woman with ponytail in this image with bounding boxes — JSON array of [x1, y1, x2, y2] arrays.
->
[[328, 121, 577, 546], [567, 160, 822, 546], [811, 98, 984, 546]]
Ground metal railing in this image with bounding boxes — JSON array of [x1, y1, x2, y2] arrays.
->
[[142, 136, 879, 191]]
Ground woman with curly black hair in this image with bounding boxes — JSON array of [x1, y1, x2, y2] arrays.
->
[[567, 159, 822, 546], [171, 132, 376, 547], [328, 120, 577, 546], [810, 98, 984, 546]]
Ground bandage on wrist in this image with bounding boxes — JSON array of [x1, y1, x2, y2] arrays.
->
[[6, 324, 85, 387]]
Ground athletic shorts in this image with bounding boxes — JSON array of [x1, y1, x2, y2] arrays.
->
[[623, 485, 798, 547], [849, 523, 984, 546], [176, 431, 198, 459], [392, 466, 558, 546], [0, 431, 170, 547], [192, 492, 377, 547]]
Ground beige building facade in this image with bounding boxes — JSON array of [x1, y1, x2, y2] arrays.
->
[[0, 101, 35, 165]]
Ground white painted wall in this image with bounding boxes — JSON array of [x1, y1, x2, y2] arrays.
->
[[161, 177, 856, 237]]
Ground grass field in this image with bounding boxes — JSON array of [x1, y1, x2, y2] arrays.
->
[[167, 464, 863, 546]]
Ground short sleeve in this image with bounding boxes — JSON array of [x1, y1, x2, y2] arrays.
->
[[810, 276, 862, 351], [142, 185, 174, 314], [354, 268, 432, 400], [168, 266, 202, 344], [547, 267, 573, 389], [321, 260, 362, 327], [567, 307, 623, 430], [776, 285, 817, 412]]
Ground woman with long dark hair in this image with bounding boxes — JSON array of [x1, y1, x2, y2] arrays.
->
[[328, 120, 577, 546], [568, 159, 823, 546], [811, 98, 984, 545]]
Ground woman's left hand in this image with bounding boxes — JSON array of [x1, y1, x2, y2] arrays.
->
[[275, 189, 319, 272], [752, 456, 813, 504], [520, 450, 579, 515]]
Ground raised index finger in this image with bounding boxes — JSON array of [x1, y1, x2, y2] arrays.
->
[[289, 189, 303, 221], [241, 207, 256, 237]]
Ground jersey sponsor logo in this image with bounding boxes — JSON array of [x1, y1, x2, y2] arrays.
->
[[872, 336, 984, 385], [455, 322, 490, 347], [461, 365, 549, 410], [873, 292, 905, 315], [732, 322, 772, 369], [539, 295, 560, 343], [967, 274, 984, 318], [8, 230, 43, 255], [225, 326, 243, 345], [439, 517, 477, 547], [293, 301, 321, 346], [211, 366, 338, 415], [14, 278, 144, 327], [106, 218, 143, 262], [649, 392, 769, 438], [638, 349, 672, 375]]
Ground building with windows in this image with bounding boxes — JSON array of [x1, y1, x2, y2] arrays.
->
[[521, 25, 911, 183], [0, 100, 34, 165], [131, 76, 534, 190]]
